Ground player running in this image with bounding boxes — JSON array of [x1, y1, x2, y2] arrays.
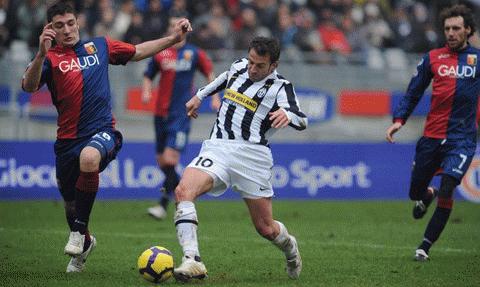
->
[[386, 4, 480, 261]]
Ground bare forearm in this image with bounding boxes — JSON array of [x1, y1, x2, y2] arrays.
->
[[142, 77, 153, 102], [22, 53, 45, 92], [131, 35, 177, 62]]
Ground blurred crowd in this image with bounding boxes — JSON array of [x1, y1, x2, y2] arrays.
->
[[0, 0, 479, 63]]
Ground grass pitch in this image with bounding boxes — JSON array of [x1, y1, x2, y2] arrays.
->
[[0, 200, 479, 287]]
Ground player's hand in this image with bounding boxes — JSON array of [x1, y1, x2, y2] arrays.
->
[[210, 94, 221, 111], [269, 109, 290, 128], [386, 122, 403, 143], [186, 96, 201, 119], [172, 18, 192, 43], [39, 22, 55, 57], [141, 90, 151, 104]]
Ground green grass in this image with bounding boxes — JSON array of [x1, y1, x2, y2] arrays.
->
[[0, 200, 479, 287]]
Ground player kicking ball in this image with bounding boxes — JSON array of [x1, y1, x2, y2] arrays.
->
[[171, 36, 308, 281]]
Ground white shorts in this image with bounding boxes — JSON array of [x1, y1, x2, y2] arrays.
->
[[187, 139, 274, 199]]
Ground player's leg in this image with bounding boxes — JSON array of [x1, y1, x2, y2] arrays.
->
[[173, 167, 213, 282], [409, 138, 442, 219], [148, 116, 170, 219], [149, 147, 180, 219], [244, 197, 302, 279], [55, 141, 97, 272], [415, 175, 457, 261], [415, 141, 474, 261], [65, 131, 122, 257]]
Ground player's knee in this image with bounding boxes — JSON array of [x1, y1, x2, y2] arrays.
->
[[438, 175, 458, 199], [79, 147, 101, 171], [174, 182, 194, 202], [255, 223, 276, 240]]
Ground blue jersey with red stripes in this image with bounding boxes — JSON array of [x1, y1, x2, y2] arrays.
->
[[28, 37, 136, 139], [394, 44, 480, 141], [144, 43, 213, 117]]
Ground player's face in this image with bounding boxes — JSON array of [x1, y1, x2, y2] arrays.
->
[[51, 13, 80, 47], [444, 16, 470, 51], [247, 49, 278, 82]]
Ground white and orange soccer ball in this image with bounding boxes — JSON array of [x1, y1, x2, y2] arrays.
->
[[137, 246, 174, 283]]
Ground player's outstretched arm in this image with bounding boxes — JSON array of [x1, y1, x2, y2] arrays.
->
[[386, 122, 403, 143], [130, 18, 192, 62], [22, 23, 55, 92]]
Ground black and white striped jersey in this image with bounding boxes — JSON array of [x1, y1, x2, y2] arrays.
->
[[196, 58, 308, 145]]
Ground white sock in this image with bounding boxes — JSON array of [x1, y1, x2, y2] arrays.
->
[[272, 220, 295, 259], [174, 201, 200, 259]]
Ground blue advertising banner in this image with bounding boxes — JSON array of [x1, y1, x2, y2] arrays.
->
[[1, 141, 479, 201]]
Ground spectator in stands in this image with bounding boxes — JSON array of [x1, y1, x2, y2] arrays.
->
[[317, 9, 352, 55], [16, 0, 46, 53], [362, 1, 395, 49], [111, 0, 135, 40], [233, 7, 268, 50], [143, 0, 168, 40], [273, 3, 300, 60], [124, 11, 147, 45], [293, 7, 323, 53], [192, 1, 232, 50]]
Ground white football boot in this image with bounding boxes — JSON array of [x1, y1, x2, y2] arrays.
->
[[286, 236, 302, 279], [173, 256, 208, 282], [414, 249, 429, 262], [66, 235, 97, 273], [147, 205, 167, 220], [64, 231, 85, 256]]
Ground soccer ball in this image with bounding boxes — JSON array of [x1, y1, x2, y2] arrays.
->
[[137, 246, 174, 283]]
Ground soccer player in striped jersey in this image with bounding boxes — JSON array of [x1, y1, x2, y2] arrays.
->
[[21, 2, 191, 273], [386, 4, 480, 261], [172, 37, 307, 282]]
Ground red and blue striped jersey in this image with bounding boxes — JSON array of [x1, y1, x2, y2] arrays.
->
[[394, 44, 480, 140], [27, 37, 135, 139], [144, 44, 213, 117]]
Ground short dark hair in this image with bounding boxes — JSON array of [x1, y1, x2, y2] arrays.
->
[[47, 2, 76, 23], [440, 4, 476, 37], [248, 37, 280, 64]]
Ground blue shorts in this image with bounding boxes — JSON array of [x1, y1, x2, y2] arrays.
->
[[54, 129, 123, 201], [154, 115, 190, 153], [411, 136, 476, 191]]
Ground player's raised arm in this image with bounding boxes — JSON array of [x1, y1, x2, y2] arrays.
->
[[22, 22, 55, 92], [130, 18, 192, 62]]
